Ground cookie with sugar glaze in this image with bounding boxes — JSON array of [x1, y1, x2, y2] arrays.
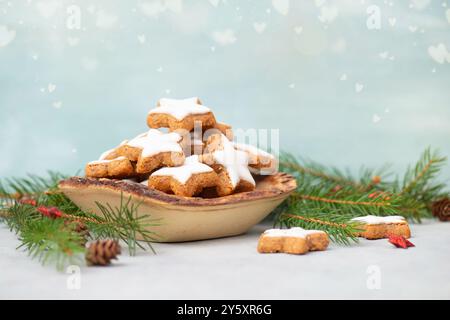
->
[[200, 133, 255, 196], [85, 154, 135, 179], [172, 125, 203, 156], [148, 155, 218, 197], [351, 215, 411, 239], [116, 129, 185, 174], [257, 228, 329, 255], [203, 121, 234, 141], [177, 121, 234, 157], [147, 97, 216, 131], [98, 141, 128, 161], [233, 142, 278, 175]]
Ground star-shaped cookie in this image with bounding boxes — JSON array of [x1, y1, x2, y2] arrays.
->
[[147, 97, 216, 131], [116, 129, 185, 174], [148, 155, 218, 197], [85, 148, 135, 179], [200, 133, 255, 196]]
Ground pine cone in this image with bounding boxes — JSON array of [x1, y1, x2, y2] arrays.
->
[[64, 220, 90, 245], [65, 220, 89, 236], [431, 198, 450, 222], [85, 240, 121, 266]]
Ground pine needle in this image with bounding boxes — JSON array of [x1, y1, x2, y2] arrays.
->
[[0, 172, 160, 269], [276, 147, 449, 243]]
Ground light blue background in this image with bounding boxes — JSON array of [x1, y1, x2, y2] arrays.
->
[[1, 0, 449, 181]]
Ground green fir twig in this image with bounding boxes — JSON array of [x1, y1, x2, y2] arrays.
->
[[0, 172, 159, 269], [276, 147, 449, 243]]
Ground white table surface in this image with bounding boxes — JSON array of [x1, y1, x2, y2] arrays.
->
[[1, 220, 449, 300]]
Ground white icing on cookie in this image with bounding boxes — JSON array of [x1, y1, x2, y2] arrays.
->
[[122, 178, 139, 183], [159, 97, 200, 106], [148, 97, 211, 120], [98, 148, 116, 161], [233, 142, 275, 160], [88, 156, 127, 165], [264, 227, 326, 238], [126, 129, 183, 157], [210, 134, 255, 188], [191, 132, 204, 146], [89, 139, 132, 165], [351, 215, 406, 225], [150, 155, 213, 184]]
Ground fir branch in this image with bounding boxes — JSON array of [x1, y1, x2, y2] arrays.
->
[[275, 147, 448, 244], [292, 179, 402, 217], [4, 203, 85, 270], [280, 153, 361, 187], [294, 193, 391, 207], [44, 191, 160, 255], [280, 152, 390, 191], [18, 219, 85, 269], [0, 171, 66, 199], [275, 208, 361, 245], [1, 172, 160, 269], [93, 195, 160, 255], [399, 147, 447, 201]]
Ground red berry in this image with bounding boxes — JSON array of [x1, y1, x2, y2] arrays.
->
[[37, 206, 62, 219]]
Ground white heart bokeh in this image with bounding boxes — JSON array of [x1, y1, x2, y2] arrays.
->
[[355, 83, 364, 93], [428, 43, 450, 64], [372, 114, 381, 124], [253, 22, 267, 34], [272, 0, 290, 16], [294, 26, 303, 34], [0, 25, 16, 47], [137, 34, 146, 44], [48, 83, 56, 93], [96, 10, 118, 29], [36, 1, 60, 19], [318, 6, 339, 24], [67, 37, 80, 47], [211, 29, 236, 46]]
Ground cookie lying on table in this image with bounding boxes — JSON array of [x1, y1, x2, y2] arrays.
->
[[257, 227, 329, 255], [148, 155, 218, 197], [351, 215, 411, 240]]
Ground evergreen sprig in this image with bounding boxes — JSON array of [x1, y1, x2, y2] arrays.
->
[[276, 210, 362, 245], [93, 196, 159, 254], [280, 152, 392, 190], [277, 147, 448, 244], [4, 202, 85, 270], [0, 171, 65, 198], [44, 190, 160, 255], [0, 172, 159, 269], [397, 147, 448, 205]]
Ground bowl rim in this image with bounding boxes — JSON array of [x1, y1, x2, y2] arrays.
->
[[58, 172, 297, 207]]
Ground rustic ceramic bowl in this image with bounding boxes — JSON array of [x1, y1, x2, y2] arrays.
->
[[58, 172, 296, 242]]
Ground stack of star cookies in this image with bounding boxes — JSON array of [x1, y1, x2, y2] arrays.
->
[[85, 97, 278, 197]]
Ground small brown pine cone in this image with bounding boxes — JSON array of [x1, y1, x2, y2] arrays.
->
[[85, 239, 121, 266], [431, 198, 450, 222], [64, 220, 90, 245], [73, 221, 89, 236]]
